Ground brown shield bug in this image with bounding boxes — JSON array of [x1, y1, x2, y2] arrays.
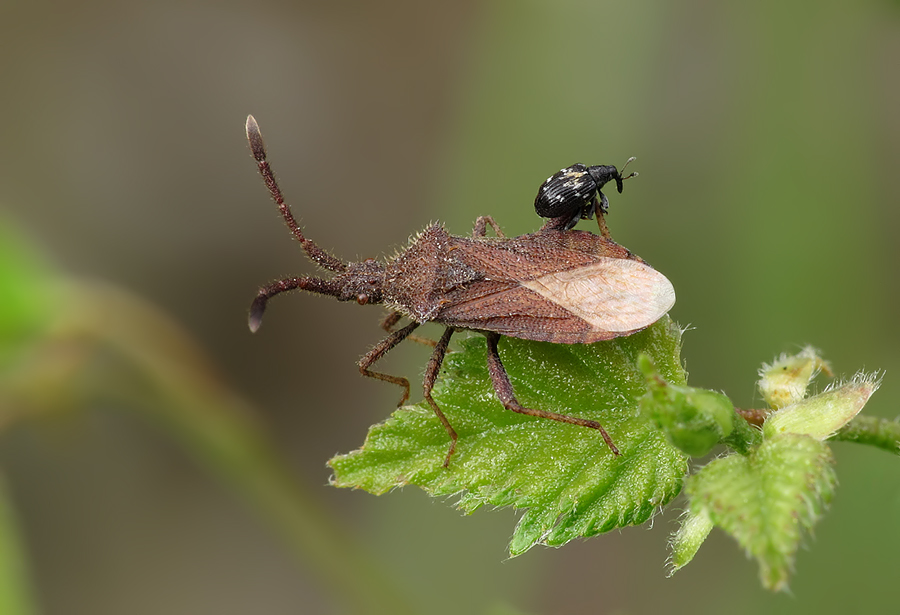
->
[[245, 115, 675, 467]]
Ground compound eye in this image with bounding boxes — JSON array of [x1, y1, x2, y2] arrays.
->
[[356, 293, 369, 305]]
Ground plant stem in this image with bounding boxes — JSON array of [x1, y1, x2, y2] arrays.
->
[[830, 415, 900, 455], [722, 413, 763, 455], [0, 476, 39, 615]]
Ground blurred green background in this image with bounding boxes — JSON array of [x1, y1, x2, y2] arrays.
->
[[0, 0, 898, 613]]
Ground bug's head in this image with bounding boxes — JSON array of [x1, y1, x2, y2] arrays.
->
[[332, 258, 387, 305]]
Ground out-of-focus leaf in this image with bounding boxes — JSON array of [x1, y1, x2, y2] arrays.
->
[[0, 219, 57, 366]]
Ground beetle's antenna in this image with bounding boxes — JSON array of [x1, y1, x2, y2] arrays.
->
[[246, 115, 347, 273], [620, 156, 638, 181], [612, 157, 638, 194]]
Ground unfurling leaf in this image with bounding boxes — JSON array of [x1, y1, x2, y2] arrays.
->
[[638, 355, 734, 457], [684, 434, 837, 591], [757, 346, 832, 410]]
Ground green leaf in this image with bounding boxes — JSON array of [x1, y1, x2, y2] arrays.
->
[[684, 434, 837, 591], [330, 318, 689, 555]]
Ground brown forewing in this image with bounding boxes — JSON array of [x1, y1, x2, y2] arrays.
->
[[385, 225, 674, 343], [452, 229, 641, 282], [435, 281, 606, 343]]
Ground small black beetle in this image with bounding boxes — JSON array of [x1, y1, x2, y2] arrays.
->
[[534, 160, 637, 231]]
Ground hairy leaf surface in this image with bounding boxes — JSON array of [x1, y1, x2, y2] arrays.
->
[[685, 434, 837, 590], [330, 317, 689, 555]]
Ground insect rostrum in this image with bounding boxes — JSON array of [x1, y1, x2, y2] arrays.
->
[[245, 115, 674, 467]]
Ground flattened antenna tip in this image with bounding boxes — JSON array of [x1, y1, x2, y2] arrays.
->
[[248, 295, 267, 333], [245, 115, 266, 161]]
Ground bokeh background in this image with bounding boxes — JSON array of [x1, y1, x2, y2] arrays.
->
[[1, 0, 898, 613]]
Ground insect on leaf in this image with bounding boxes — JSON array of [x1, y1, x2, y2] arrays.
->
[[329, 317, 689, 555]]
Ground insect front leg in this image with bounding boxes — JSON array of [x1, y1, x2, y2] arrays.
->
[[483, 332, 621, 456], [380, 311, 403, 331], [472, 216, 505, 238], [592, 195, 612, 239], [422, 328, 459, 468], [381, 311, 436, 347], [358, 320, 420, 406]]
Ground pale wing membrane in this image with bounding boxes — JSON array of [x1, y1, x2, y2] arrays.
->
[[435, 237, 674, 343], [521, 258, 675, 335]]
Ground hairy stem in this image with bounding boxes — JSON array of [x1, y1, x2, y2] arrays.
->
[[830, 415, 900, 454]]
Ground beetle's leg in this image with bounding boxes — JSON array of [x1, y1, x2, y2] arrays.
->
[[592, 195, 612, 239], [358, 321, 420, 406], [597, 190, 610, 214], [539, 214, 578, 232], [472, 216, 506, 238], [380, 312, 436, 347], [422, 328, 458, 468], [483, 332, 620, 456]]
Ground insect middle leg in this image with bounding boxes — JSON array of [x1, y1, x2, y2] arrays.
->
[[472, 216, 505, 238], [483, 332, 620, 456], [422, 327, 458, 468], [358, 320, 420, 406]]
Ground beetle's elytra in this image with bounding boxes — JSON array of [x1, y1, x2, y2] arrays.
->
[[245, 115, 674, 467]]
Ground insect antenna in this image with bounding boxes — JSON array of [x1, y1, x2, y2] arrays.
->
[[245, 115, 347, 273], [610, 156, 638, 194], [620, 156, 638, 181], [249, 276, 343, 333]]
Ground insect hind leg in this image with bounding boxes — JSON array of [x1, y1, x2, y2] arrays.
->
[[472, 216, 505, 238], [483, 332, 620, 456]]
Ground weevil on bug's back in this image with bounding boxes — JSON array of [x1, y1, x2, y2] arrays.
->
[[245, 115, 674, 467], [535, 161, 637, 234]]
